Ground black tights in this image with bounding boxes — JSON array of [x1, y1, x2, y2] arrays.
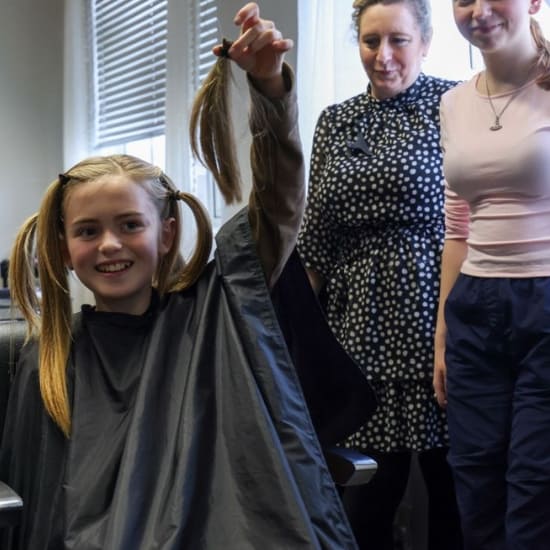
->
[[341, 447, 462, 550]]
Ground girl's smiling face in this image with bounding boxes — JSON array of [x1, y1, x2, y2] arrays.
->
[[62, 174, 174, 315], [452, 0, 541, 54]]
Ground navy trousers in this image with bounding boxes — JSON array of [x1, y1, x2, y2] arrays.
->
[[445, 275, 550, 550]]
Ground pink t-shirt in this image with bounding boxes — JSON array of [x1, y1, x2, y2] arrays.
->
[[440, 74, 550, 277]]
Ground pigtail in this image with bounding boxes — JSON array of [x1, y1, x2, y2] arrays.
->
[[154, 173, 212, 293], [35, 179, 73, 437], [9, 177, 73, 437], [189, 41, 243, 204], [531, 18, 550, 91], [168, 191, 213, 292]]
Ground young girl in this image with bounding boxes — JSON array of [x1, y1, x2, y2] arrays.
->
[[0, 4, 368, 549], [434, 1, 550, 548]]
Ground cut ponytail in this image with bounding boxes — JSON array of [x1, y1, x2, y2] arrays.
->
[[189, 49, 243, 204]]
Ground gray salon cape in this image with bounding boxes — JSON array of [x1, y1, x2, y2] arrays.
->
[[0, 208, 375, 549]]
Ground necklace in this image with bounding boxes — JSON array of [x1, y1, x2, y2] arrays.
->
[[484, 75, 523, 132]]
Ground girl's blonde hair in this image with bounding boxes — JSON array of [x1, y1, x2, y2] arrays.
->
[[10, 155, 213, 436], [531, 17, 550, 90]]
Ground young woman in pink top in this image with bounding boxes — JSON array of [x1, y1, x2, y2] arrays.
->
[[434, 1, 550, 548]]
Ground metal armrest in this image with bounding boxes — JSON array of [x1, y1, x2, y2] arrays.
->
[[324, 446, 378, 487], [0, 480, 23, 527]]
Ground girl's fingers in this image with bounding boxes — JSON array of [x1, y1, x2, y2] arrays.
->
[[235, 28, 281, 56], [211, 2, 292, 73], [232, 20, 276, 52], [233, 2, 259, 26], [272, 38, 294, 53]]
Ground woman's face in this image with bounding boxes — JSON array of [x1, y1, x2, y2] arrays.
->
[[452, 0, 541, 54], [358, 2, 431, 100]]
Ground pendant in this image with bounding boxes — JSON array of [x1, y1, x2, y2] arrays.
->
[[490, 117, 502, 131]]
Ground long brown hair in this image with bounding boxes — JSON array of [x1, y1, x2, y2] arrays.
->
[[189, 48, 243, 204], [10, 155, 212, 436]]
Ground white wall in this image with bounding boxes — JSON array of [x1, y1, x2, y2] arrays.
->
[[0, 0, 64, 260]]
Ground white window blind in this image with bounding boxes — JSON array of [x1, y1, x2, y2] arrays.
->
[[189, 0, 223, 220], [90, 0, 168, 148], [192, 0, 219, 87]]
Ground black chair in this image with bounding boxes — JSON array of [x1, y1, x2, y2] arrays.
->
[[0, 319, 26, 527], [272, 251, 378, 487], [324, 446, 377, 486], [0, 482, 22, 528], [0, 260, 9, 289]]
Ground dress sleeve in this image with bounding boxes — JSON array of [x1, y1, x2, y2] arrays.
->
[[297, 107, 342, 278], [246, 64, 305, 289]]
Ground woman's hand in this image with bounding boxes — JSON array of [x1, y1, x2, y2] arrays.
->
[[433, 330, 448, 408], [213, 3, 293, 97]]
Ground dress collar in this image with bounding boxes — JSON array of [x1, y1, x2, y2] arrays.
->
[[364, 73, 427, 110], [81, 288, 159, 327]]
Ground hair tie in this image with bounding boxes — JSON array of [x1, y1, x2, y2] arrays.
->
[[220, 38, 233, 59], [59, 173, 70, 186], [158, 174, 181, 201], [169, 189, 181, 201]]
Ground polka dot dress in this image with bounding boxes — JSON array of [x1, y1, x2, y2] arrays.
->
[[298, 74, 457, 453]]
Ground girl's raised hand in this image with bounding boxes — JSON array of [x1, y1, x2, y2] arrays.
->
[[213, 3, 293, 97]]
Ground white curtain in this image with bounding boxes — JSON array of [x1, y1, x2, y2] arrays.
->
[[297, 0, 366, 169], [297, 0, 334, 171]]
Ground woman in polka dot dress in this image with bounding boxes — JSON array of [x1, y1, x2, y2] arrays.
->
[[298, 1, 462, 549]]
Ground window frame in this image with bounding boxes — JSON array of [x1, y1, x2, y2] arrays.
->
[[89, 0, 168, 149], [65, 0, 222, 228]]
